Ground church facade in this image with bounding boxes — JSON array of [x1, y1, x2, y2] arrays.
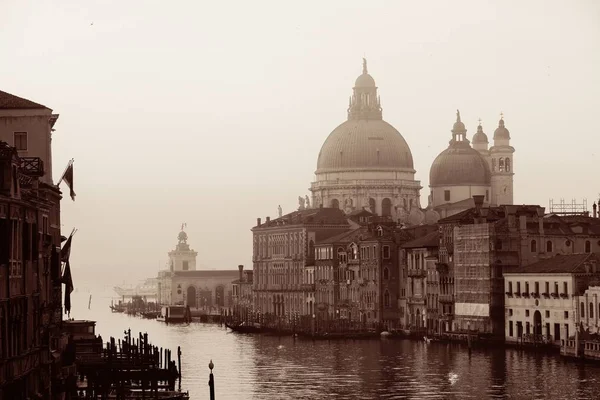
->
[[429, 111, 515, 219], [157, 229, 238, 310]]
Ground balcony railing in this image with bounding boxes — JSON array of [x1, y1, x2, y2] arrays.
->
[[407, 269, 427, 278], [300, 284, 315, 292], [20, 157, 44, 177], [439, 294, 454, 303]]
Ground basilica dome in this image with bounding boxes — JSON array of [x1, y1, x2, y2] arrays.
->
[[315, 58, 414, 174], [316, 119, 414, 173]]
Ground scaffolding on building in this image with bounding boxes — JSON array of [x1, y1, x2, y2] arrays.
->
[[453, 223, 492, 314], [548, 199, 589, 216]]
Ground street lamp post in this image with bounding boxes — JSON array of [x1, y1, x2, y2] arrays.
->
[[208, 359, 215, 400]]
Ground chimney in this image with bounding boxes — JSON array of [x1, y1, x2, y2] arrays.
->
[[594, 202, 597, 218], [238, 264, 244, 282], [473, 195, 485, 223], [266, 216, 270, 223], [257, 218, 261, 227], [473, 195, 485, 211]]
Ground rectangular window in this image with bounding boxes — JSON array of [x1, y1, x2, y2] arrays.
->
[[545, 281, 549, 294], [525, 282, 529, 294], [525, 309, 530, 317], [509, 308, 513, 316], [545, 310, 550, 318], [383, 246, 390, 259], [526, 322, 530, 335], [535, 282, 539, 295], [517, 282, 521, 293], [564, 311, 569, 319], [509, 321, 513, 337], [554, 282, 559, 296], [444, 190, 450, 202], [508, 281, 512, 293], [14, 132, 27, 151], [563, 282, 568, 295]]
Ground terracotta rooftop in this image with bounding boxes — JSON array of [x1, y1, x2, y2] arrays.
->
[[505, 253, 600, 274], [254, 207, 349, 229], [401, 231, 439, 249], [0, 89, 47, 110]]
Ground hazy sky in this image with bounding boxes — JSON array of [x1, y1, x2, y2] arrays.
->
[[1, 0, 599, 285]]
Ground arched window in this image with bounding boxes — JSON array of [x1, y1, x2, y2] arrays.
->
[[546, 241, 553, 252], [382, 198, 392, 217], [590, 302, 594, 319], [585, 241, 591, 253], [530, 240, 537, 253], [384, 290, 390, 308], [383, 267, 389, 280], [330, 198, 339, 209], [369, 198, 376, 213], [499, 158, 504, 172], [492, 158, 496, 172], [376, 226, 384, 237], [581, 302, 585, 318], [350, 243, 358, 260], [505, 158, 511, 172]]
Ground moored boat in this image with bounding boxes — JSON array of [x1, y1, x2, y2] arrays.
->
[[157, 305, 191, 323], [225, 322, 264, 334]]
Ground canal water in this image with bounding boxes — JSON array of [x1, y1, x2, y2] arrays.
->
[[72, 289, 600, 399]]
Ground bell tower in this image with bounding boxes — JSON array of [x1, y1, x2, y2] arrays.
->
[[168, 224, 198, 271], [490, 114, 515, 205]]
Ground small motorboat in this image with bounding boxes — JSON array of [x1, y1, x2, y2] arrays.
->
[[225, 321, 263, 334]]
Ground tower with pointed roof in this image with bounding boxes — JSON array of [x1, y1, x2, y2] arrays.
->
[[310, 59, 421, 223], [489, 115, 515, 205]]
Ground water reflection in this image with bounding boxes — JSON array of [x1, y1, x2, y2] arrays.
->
[[72, 291, 600, 399]]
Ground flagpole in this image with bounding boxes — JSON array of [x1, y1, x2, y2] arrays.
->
[[56, 158, 74, 186]]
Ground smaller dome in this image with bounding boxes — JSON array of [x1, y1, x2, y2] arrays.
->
[[472, 123, 489, 144], [494, 118, 510, 140], [355, 73, 376, 88], [178, 231, 188, 242], [452, 109, 466, 132], [453, 120, 465, 132], [430, 143, 491, 186]]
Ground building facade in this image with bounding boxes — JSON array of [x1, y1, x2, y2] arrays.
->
[[0, 90, 59, 185], [504, 253, 600, 346], [232, 265, 254, 320], [251, 208, 350, 318], [402, 231, 439, 331], [0, 140, 65, 398]]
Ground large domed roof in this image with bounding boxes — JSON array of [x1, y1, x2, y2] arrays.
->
[[316, 59, 414, 174], [429, 144, 491, 186], [316, 119, 414, 173]]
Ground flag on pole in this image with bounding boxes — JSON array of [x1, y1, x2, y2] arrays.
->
[[61, 230, 76, 314], [63, 260, 74, 314], [59, 160, 76, 201]]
